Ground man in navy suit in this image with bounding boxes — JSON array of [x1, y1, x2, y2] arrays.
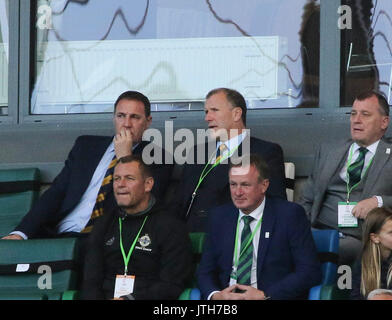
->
[[197, 154, 321, 300], [172, 88, 286, 232], [3, 91, 172, 240]]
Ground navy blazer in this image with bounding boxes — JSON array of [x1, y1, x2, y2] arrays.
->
[[197, 197, 322, 300], [172, 136, 286, 232], [16, 135, 173, 238]]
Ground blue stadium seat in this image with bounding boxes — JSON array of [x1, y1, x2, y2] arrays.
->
[[178, 232, 205, 300], [308, 229, 339, 300]]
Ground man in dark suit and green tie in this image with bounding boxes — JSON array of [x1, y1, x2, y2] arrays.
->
[[197, 154, 321, 300]]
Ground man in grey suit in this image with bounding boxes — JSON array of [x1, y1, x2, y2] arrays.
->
[[299, 90, 391, 265]]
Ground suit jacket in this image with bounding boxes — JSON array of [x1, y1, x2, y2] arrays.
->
[[16, 135, 173, 238], [299, 137, 392, 225], [172, 135, 286, 232], [197, 198, 321, 300]]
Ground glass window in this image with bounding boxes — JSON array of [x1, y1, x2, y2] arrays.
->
[[341, 0, 392, 106], [31, 0, 320, 114], [0, 0, 9, 116]]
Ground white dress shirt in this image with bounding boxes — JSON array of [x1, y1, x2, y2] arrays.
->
[[56, 141, 116, 233], [339, 140, 382, 207], [234, 198, 266, 288]]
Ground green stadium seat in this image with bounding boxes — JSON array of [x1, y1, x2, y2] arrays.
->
[[178, 232, 205, 300], [0, 168, 40, 237], [0, 238, 79, 300]]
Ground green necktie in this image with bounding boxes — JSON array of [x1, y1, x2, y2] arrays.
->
[[347, 147, 368, 189], [236, 215, 254, 285]]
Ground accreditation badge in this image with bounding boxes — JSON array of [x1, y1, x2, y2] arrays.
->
[[114, 275, 135, 298], [229, 268, 237, 286], [338, 202, 358, 228], [229, 276, 237, 286]]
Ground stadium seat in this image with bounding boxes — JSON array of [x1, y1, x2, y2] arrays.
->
[[284, 162, 295, 201], [0, 238, 80, 300], [308, 229, 339, 300], [178, 232, 205, 300], [0, 168, 40, 237]]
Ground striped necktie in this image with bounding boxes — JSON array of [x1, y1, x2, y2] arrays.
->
[[347, 147, 368, 189], [215, 143, 228, 164], [237, 215, 254, 285], [81, 155, 117, 233]]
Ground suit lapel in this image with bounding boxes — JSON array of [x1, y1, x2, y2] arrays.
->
[[256, 198, 276, 277], [318, 141, 351, 193], [134, 140, 149, 155], [362, 138, 392, 197], [80, 136, 112, 181], [68, 136, 112, 211], [222, 205, 240, 271]]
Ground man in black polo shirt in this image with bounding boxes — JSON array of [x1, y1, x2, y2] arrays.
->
[[82, 155, 192, 300]]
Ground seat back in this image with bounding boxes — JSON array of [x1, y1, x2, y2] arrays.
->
[[0, 168, 40, 237], [0, 238, 79, 300], [311, 229, 339, 285], [284, 162, 295, 201], [178, 232, 206, 300], [188, 232, 206, 284]]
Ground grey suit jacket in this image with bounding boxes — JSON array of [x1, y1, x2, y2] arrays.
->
[[299, 137, 392, 224]]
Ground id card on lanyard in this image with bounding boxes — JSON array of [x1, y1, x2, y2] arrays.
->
[[113, 215, 148, 298]]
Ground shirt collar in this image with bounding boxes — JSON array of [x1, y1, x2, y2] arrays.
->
[[108, 141, 115, 153], [352, 140, 379, 156], [217, 130, 247, 153]]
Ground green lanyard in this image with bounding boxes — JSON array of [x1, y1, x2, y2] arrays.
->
[[185, 144, 240, 217], [231, 215, 263, 279], [345, 145, 374, 202], [196, 144, 240, 192], [118, 215, 148, 275]]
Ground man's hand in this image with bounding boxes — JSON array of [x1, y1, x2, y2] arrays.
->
[[211, 285, 246, 300], [352, 197, 378, 219], [211, 284, 268, 300], [234, 284, 267, 300], [114, 128, 133, 159], [2, 234, 23, 240]]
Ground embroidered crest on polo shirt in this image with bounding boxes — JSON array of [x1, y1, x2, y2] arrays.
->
[[135, 234, 152, 252], [105, 236, 115, 246]]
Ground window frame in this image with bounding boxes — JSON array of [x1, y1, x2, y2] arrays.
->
[[14, 0, 346, 127], [0, 0, 18, 125]]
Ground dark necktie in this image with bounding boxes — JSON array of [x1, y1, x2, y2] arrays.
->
[[81, 155, 117, 233], [237, 215, 254, 285], [347, 147, 368, 189]]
